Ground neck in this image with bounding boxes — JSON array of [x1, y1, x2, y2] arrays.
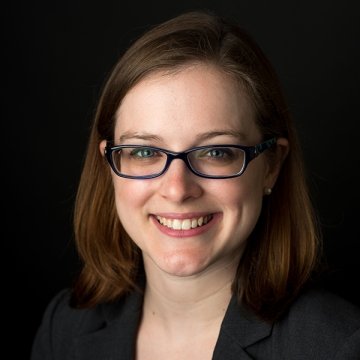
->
[[142, 255, 239, 327]]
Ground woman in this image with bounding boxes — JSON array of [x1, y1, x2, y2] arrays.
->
[[31, 10, 360, 359]]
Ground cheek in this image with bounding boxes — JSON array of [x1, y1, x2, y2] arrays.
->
[[212, 166, 265, 207], [112, 178, 155, 248], [219, 181, 263, 218], [211, 168, 265, 234], [112, 178, 153, 217]]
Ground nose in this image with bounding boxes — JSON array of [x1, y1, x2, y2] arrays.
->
[[158, 158, 203, 203]]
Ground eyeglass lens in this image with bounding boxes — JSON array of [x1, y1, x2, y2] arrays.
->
[[111, 146, 246, 177]]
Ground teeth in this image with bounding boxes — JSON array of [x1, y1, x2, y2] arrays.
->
[[181, 219, 191, 230], [172, 219, 181, 230], [156, 215, 213, 230]]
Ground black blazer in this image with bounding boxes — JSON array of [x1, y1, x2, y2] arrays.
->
[[31, 287, 360, 359]]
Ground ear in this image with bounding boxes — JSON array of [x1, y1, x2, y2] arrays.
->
[[99, 139, 107, 156], [264, 137, 289, 191]]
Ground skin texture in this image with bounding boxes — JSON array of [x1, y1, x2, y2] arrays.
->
[[100, 64, 288, 359]]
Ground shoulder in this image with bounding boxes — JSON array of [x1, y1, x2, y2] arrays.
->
[[36, 288, 108, 336], [273, 287, 360, 359], [286, 287, 360, 329], [31, 288, 142, 360], [215, 287, 360, 359], [30, 289, 102, 360]]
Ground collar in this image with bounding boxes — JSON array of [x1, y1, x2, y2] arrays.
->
[[74, 291, 272, 360], [213, 296, 273, 359], [74, 289, 143, 360]]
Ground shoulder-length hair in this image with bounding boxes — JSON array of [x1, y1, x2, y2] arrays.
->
[[71, 10, 321, 321]]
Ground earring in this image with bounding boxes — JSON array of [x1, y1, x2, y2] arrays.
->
[[264, 187, 272, 195]]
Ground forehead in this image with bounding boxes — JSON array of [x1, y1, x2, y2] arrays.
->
[[114, 64, 260, 145]]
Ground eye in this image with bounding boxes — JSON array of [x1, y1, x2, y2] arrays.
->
[[197, 147, 235, 159], [207, 148, 227, 158], [130, 147, 157, 158]]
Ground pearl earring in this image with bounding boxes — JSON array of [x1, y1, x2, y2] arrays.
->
[[264, 188, 272, 195]]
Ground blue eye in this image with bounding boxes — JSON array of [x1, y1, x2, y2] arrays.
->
[[208, 149, 226, 158], [196, 147, 235, 160], [130, 147, 156, 158]]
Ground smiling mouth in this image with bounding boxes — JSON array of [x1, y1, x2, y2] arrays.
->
[[156, 215, 213, 230]]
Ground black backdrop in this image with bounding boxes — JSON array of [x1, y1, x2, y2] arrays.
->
[[3, 0, 360, 358]]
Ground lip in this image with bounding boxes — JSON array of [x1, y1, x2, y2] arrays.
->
[[154, 212, 213, 219], [150, 212, 222, 238]]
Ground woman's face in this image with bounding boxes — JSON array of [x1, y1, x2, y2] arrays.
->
[[101, 64, 280, 277]]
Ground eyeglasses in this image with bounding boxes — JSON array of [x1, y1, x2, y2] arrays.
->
[[104, 138, 276, 179]]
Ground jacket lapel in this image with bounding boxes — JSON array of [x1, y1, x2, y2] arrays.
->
[[73, 291, 272, 360], [74, 290, 143, 360], [213, 296, 273, 359]]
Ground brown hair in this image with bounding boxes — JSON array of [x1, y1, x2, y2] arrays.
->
[[71, 10, 321, 321]]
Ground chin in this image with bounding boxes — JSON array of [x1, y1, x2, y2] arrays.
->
[[157, 251, 212, 277]]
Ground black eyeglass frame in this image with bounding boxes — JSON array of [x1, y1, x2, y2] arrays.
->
[[104, 137, 277, 179]]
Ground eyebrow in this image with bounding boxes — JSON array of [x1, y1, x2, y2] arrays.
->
[[195, 130, 247, 142], [119, 132, 162, 143], [118, 130, 247, 143]]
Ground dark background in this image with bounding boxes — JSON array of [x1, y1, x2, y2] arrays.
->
[[3, 0, 360, 358]]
